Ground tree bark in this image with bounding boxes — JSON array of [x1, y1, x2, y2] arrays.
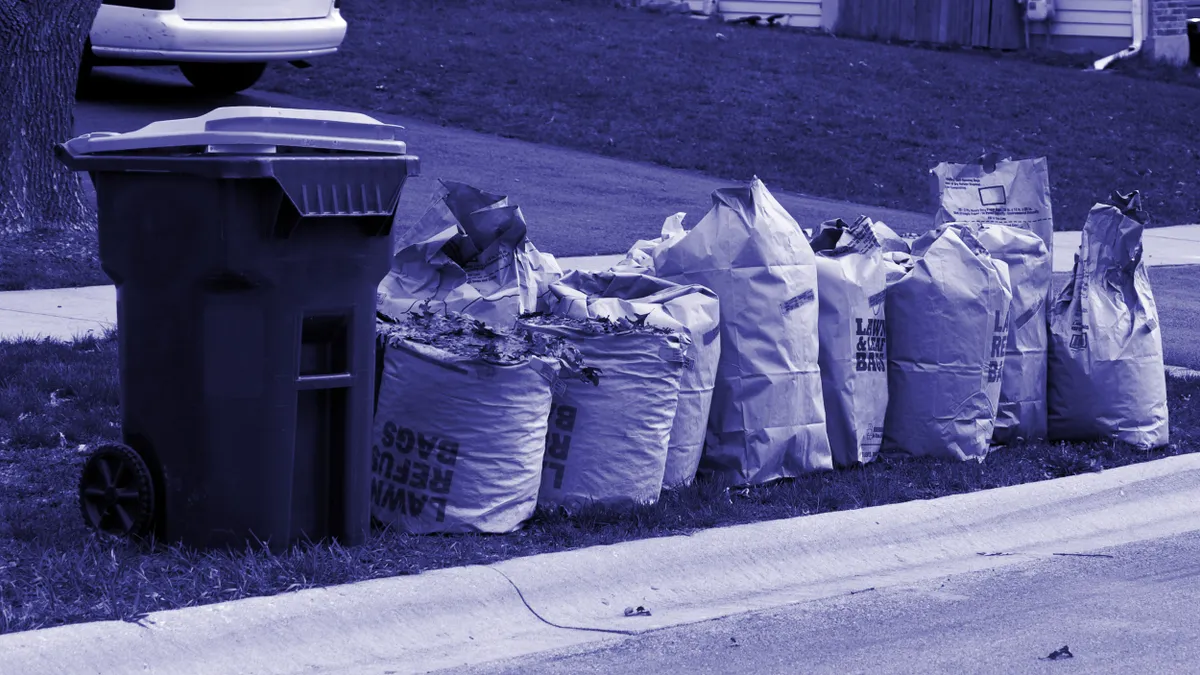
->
[[0, 0, 102, 235]]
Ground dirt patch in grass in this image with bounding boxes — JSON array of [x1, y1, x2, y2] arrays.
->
[[258, 0, 1200, 231], [1, 333, 1198, 634], [0, 227, 107, 291]]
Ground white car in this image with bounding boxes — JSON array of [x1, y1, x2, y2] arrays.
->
[[83, 0, 347, 94]]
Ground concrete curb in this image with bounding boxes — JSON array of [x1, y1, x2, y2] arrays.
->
[[3, 453, 1200, 675]]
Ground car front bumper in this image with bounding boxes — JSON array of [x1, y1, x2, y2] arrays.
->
[[89, 6, 347, 63]]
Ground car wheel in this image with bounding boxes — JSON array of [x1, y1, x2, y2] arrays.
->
[[178, 62, 268, 95]]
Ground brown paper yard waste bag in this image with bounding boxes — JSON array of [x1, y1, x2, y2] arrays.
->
[[868, 218, 911, 255], [883, 226, 1013, 461], [810, 217, 889, 467], [545, 270, 721, 487], [371, 312, 582, 534], [974, 224, 1051, 443], [521, 315, 688, 511], [1047, 191, 1169, 449], [611, 211, 687, 275], [913, 223, 1052, 444], [627, 179, 832, 485], [377, 180, 562, 328], [881, 251, 914, 286], [932, 155, 1054, 265]]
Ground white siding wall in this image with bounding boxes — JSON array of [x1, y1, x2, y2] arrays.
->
[[1029, 0, 1134, 39], [714, 0, 825, 28]]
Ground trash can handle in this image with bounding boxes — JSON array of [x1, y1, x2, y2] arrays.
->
[[296, 373, 354, 390], [268, 158, 414, 238], [204, 115, 406, 144]]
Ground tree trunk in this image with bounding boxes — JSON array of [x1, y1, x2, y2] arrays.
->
[[0, 0, 102, 235]]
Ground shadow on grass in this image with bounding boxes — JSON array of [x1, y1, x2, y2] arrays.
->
[[1, 331, 1196, 634]]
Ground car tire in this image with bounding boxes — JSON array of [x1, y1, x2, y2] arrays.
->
[[178, 62, 268, 95]]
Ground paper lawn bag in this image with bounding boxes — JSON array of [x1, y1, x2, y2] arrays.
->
[[372, 317, 565, 534], [545, 271, 720, 488], [884, 226, 1013, 462], [521, 316, 688, 511], [931, 155, 1054, 263], [974, 224, 1051, 443], [1047, 191, 1169, 449], [651, 179, 832, 485], [810, 217, 889, 467], [913, 223, 1052, 444], [377, 180, 561, 328], [868, 218, 911, 255]]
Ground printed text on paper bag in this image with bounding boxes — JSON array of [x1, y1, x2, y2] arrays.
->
[[543, 403, 578, 490], [855, 318, 887, 372], [987, 311, 1010, 383], [372, 422, 459, 522]]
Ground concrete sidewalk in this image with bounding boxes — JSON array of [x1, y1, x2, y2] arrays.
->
[[2, 226, 1198, 344]]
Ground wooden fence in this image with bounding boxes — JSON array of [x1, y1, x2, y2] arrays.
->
[[835, 0, 1025, 50]]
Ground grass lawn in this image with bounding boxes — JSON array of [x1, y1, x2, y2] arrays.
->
[[259, 0, 1200, 231], [9, 0, 1199, 290], [1, 332, 1197, 634], [0, 227, 107, 292]]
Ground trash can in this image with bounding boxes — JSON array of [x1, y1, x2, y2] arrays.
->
[[56, 106, 419, 551]]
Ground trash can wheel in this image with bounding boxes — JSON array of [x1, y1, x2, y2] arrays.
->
[[79, 443, 156, 537]]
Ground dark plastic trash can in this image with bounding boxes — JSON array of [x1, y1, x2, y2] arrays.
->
[[57, 106, 419, 551]]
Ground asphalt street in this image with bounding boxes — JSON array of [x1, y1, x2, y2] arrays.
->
[[454, 530, 1200, 675], [1144, 267, 1200, 370]]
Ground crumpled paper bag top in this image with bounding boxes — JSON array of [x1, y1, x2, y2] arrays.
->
[[377, 180, 562, 327]]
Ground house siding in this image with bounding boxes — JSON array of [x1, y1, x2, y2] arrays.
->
[[1027, 0, 1133, 39], [715, 0, 825, 28]]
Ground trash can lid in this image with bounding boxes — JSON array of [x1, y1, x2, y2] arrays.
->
[[63, 106, 410, 156]]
